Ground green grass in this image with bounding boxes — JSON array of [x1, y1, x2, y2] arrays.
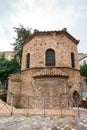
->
[[15, 104, 25, 109]]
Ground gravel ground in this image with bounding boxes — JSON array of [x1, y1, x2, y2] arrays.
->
[[0, 115, 87, 130], [0, 99, 87, 130]]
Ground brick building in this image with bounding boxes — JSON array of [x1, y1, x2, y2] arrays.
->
[[7, 28, 81, 108]]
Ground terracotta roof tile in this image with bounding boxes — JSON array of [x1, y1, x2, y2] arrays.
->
[[23, 28, 79, 46]]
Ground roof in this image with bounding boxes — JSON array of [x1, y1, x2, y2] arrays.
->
[[79, 53, 87, 61], [0, 51, 15, 54], [3, 51, 14, 53], [23, 28, 79, 46]]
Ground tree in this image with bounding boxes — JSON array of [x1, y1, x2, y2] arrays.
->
[[0, 53, 5, 61], [0, 25, 31, 89], [80, 62, 87, 77], [0, 53, 20, 89], [12, 25, 31, 66]]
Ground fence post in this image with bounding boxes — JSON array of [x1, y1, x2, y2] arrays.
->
[[59, 94, 63, 117], [44, 98, 45, 117], [77, 99, 80, 118], [11, 95, 13, 116], [27, 96, 30, 116], [60, 102, 62, 117]]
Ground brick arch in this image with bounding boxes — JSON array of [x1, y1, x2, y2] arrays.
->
[[73, 91, 79, 99], [73, 90, 80, 107]]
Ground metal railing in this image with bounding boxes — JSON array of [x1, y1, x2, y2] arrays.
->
[[0, 94, 81, 117]]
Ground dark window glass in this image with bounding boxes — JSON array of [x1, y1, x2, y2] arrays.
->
[[26, 53, 30, 68], [46, 49, 55, 66], [71, 52, 75, 68]]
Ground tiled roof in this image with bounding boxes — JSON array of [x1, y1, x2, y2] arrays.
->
[[23, 28, 79, 46]]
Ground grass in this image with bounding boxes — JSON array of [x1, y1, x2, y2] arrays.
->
[[15, 104, 25, 109]]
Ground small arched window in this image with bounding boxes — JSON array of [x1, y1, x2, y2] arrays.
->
[[71, 52, 75, 68], [46, 49, 55, 66], [73, 91, 80, 107], [26, 53, 30, 68]]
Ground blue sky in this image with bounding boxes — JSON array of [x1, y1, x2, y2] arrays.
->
[[0, 0, 87, 53]]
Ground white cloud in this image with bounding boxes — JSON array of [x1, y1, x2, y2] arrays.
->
[[0, 39, 13, 51], [0, 25, 4, 34], [0, 0, 87, 52], [10, 0, 77, 33]]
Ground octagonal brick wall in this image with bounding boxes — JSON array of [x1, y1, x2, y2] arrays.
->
[[21, 32, 79, 70]]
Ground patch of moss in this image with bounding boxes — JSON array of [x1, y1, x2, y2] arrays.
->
[[11, 78, 22, 82], [15, 104, 25, 109]]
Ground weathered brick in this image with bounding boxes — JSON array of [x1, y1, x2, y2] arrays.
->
[[65, 127, 71, 130], [7, 30, 81, 109]]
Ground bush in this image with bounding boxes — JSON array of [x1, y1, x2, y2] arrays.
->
[[15, 104, 25, 109]]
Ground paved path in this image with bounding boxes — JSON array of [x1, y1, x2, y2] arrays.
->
[[0, 99, 87, 129], [0, 115, 87, 130]]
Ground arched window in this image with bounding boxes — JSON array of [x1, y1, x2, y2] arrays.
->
[[46, 49, 55, 66], [26, 53, 30, 68], [71, 52, 75, 68], [73, 91, 80, 107]]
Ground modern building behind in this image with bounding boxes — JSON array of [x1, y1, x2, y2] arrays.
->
[[0, 51, 15, 90], [78, 53, 87, 65], [0, 51, 15, 60]]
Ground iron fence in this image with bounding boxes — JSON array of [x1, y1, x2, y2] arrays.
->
[[0, 94, 81, 117]]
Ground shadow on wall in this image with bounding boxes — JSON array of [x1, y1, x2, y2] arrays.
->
[[0, 80, 8, 102], [0, 80, 8, 90]]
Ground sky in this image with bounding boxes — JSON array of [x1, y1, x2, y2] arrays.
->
[[0, 0, 87, 53]]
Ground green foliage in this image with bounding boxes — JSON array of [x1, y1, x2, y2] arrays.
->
[[15, 104, 25, 109], [80, 62, 87, 77], [0, 25, 31, 85], [11, 78, 22, 82], [0, 54, 20, 82], [12, 24, 31, 65], [0, 53, 5, 61]]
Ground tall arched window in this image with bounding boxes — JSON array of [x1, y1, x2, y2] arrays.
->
[[26, 53, 30, 68], [71, 52, 75, 68], [46, 49, 55, 66]]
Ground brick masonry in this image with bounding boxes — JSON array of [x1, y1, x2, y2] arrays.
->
[[7, 29, 81, 108]]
